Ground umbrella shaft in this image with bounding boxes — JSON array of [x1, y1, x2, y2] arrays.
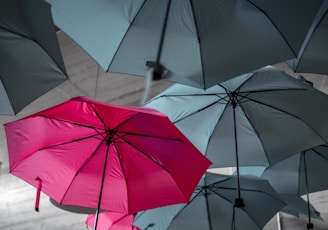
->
[[94, 143, 111, 230]]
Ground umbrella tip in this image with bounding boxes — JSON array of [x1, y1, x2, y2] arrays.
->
[[298, 75, 313, 87], [144, 223, 155, 229], [145, 61, 167, 80], [307, 222, 314, 229], [234, 198, 245, 208]]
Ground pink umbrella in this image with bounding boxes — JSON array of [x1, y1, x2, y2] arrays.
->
[[4, 96, 211, 229], [86, 212, 139, 230]]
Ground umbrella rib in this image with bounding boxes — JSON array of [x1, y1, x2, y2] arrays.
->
[[172, 95, 229, 123], [10, 130, 106, 172], [234, 90, 328, 166], [246, 1, 296, 57], [111, 139, 132, 214], [293, 6, 327, 72], [189, 0, 206, 88], [239, 91, 328, 140], [105, 0, 147, 71], [59, 138, 107, 204], [0, 26, 67, 76], [115, 133, 188, 202], [0, 25, 35, 42], [311, 147, 328, 161], [167, 188, 204, 229], [211, 186, 283, 229], [38, 115, 106, 131], [116, 133, 183, 168]]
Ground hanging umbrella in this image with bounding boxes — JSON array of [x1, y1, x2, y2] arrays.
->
[[45, 0, 322, 90], [86, 212, 139, 230], [261, 145, 328, 229], [4, 96, 211, 229], [279, 195, 321, 221], [231, 167, 321, 221], [0, 0, 68, 115], [133, 172, 285, 230], [144, 65, 328, 206], [287, 0, 328, 75]]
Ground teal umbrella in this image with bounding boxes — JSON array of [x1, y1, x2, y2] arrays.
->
[[262, 145, 328, 229], [144, 66, 328, 206], [287, 0, 328, 75], [133, 173, 285, 230], [46, 0, 322, 89], [0, 0, 67, 115]]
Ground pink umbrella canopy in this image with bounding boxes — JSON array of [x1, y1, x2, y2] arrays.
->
[[4, 96, 211, 216], [86, 212, 139, 230]]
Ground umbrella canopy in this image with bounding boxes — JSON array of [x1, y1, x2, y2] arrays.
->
[[86, 212, 139, 230], [144, 66, 328, 169], [280, 195, 321, 221], [144, 65, 328, 206], [232, 167, 321, 221], [262, 145, 328, 196], [133, 172, 285, 230], [287, 0, 328, 75], [46, 0, 322, 89], [261, 145, 328, 229], [4, 96, 211, 228], [0, 0, 68, 115]]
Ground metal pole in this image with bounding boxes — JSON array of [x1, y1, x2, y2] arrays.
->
[[232, 97, 244, 208], [93, 140, 111, 230], [303, 151, 314, 229]]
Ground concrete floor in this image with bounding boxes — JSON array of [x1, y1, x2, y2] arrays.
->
[[1, 31, 328, 229]]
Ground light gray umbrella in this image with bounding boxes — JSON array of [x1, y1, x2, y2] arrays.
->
[[0, 0, 68, 115], [133, 172, 285, 230], [46, 0, 322, 89], [144, 66, 328, 205], [262, 145, 328, 229], [287, 0, 328, 75]]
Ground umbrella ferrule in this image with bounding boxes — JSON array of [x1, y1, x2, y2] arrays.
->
[[307, 222, 314, 229], [146, 61, 166, 80], [234, 198, 245, 208]]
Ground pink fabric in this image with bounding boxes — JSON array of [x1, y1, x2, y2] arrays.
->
[[86, 212, 139, 230], [5, 96, 211, 214]]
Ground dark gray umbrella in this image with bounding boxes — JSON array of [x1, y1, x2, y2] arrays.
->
[[0, 0, 68, 115], [287, 1, 328, 75], [46, 0, 322, 89], [133, 173, 285, 230], [262, 145, 328, 229]]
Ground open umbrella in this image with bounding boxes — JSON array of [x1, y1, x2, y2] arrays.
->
[[287, 0, 328, 75], [4, 96, 211, 229], [232, 167, 321, 221], [86, 212, 139, 230], [262, 145, 328, 229], [46, 0, 322, 89], [144, 65, 328, 207], [0, 0, 68, 115], [133, 172, 285, 230]]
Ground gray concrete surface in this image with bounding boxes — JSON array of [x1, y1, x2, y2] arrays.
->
[[1, 31, 328, 229]]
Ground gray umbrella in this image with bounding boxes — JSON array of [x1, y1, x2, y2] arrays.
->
[[133, 172, 285, 230], [262, 145, 328, 229], [46, 0, 322, 89], [287, 0, 328, 75], [232, 167, 322, 221], [0, 0, 68, 115], [144, 66, 328, 205]]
